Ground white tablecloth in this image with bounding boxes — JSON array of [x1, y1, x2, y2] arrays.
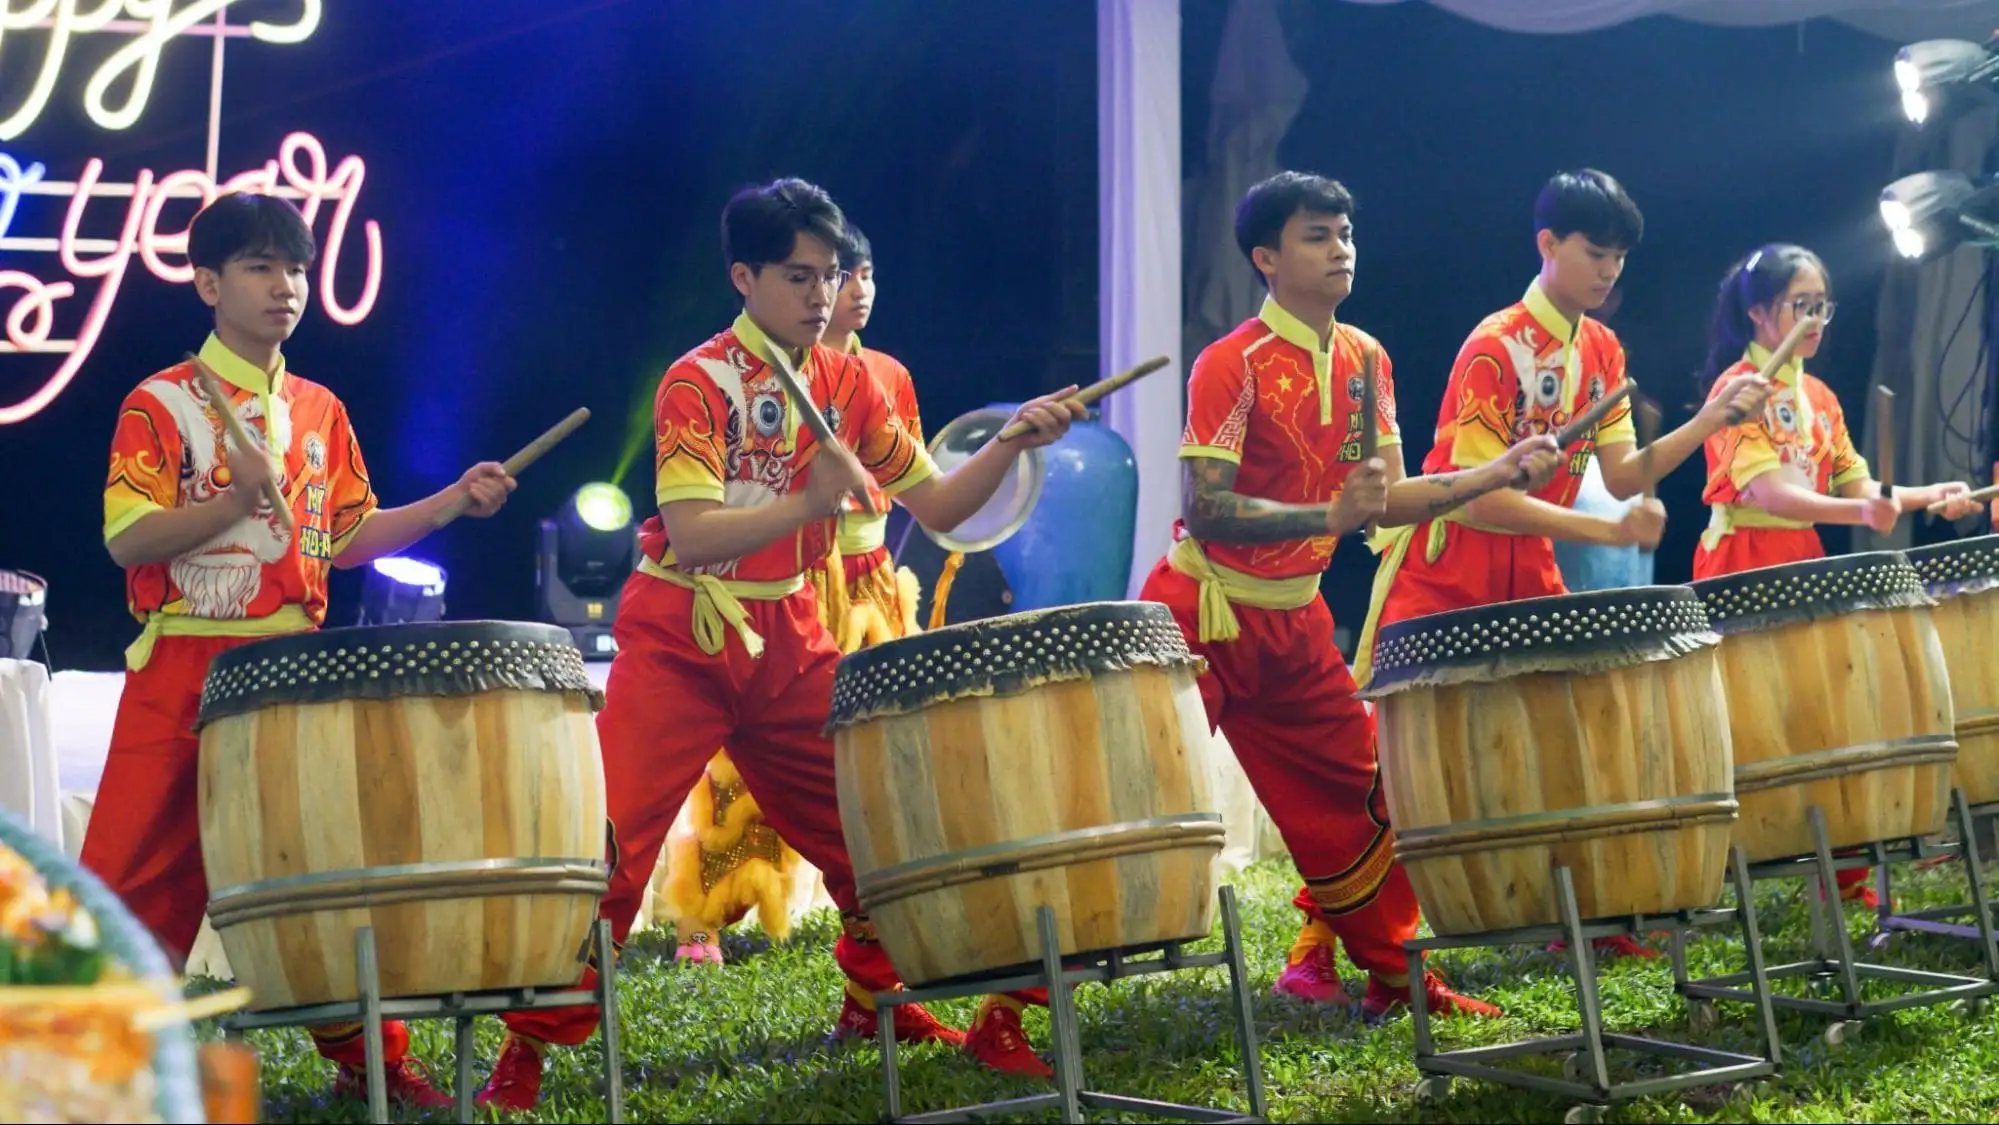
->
[[0, 658, 60, 848]]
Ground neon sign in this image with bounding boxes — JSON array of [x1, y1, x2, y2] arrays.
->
[[0, 0, 379, 426]]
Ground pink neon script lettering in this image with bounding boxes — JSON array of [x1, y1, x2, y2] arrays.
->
[[0, 130, 382, 425]]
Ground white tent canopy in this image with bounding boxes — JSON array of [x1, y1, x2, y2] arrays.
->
[[1100, 0, 1999, 592]]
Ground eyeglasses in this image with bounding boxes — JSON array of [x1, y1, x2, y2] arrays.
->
[[783, 268, 851, 297], [1782, 297, 1838, 323]]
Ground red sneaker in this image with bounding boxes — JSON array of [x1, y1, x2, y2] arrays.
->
[[1548, 934, 1662, 959], [1361, 971, 1503, 1024], [332, 1056, 454, 1109], [1273, 944, 1349, 1003], [964, 1002, 1054, 1079], [835, 994, 967, 1048], [474, 1034, 545, 1113]]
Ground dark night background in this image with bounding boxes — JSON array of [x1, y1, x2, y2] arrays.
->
[[0, 0, 1977, 669]]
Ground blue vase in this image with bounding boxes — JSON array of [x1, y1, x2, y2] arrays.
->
[[985, 407, 1139, 610]]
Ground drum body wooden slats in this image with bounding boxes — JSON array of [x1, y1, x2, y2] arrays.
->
[[1689, 552, 1956, 863], [829, 601, 1223, 986], [195, 621, 609, 1011], [1908, 535, 1999, 807], [1360, 587, 1735, 936]]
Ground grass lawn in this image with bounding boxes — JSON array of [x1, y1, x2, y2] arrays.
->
[[207, 859, 1999, 1123]]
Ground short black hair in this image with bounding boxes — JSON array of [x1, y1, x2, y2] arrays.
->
[[187, 192, 316, 272], [1534, 169, 1644, 251], [721, 177, 846, 275], [1234, 172, 1354, 281], [838, 223, 873, 272]]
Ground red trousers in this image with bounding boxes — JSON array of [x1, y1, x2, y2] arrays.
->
[[79, 633, 405, 1068], [502, 573, 922, 1046], [1375, 522, 1566, 634], [1692, 526, 1867, 892], [1140, 560, 1420, 978]]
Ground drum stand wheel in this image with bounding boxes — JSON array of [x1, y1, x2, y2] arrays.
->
[[1681, 791, 1999, 1029], [1405, 855, 1780, 1120], [871, 884, 1267, 1123], [218, 920, 626, 1124]]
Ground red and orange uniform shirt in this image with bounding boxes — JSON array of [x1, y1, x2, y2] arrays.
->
[[1167, 295, 1398, 642], [1692, 343, 1868, 578], [1355, 278, 1635, 686], [102, 333, 378, 669]]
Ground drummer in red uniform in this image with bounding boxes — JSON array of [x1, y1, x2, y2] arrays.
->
[[475, 178, 1084, 1109], [1690, 242, 1980, 906], [88, 192, 515, 1107], [1139, 170, 1561, 1021], [1354, 169, 1772, 959]]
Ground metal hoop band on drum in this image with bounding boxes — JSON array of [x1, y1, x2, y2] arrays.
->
[[1687, 551, 1956, 863], [195, 621, 610, 1010], [827, 601, 1222, 985], [1359, 586, 1736, 935]]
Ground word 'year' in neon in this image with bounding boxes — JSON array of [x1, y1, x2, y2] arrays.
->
[[0, 131, 381, 425]]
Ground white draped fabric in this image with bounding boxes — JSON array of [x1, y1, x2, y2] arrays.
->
[[1342, 0, 1999, 40]]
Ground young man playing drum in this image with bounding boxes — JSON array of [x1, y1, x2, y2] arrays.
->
[[1352, 168, 1771, 958], [476, 178, 1084, 1109], [1138, 170, 1560, 1022], [87, 192, 517, 1107]]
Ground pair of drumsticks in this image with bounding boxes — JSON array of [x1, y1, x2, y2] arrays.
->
[[187, 352, 591, 531], [762, 346, 1174, 516]]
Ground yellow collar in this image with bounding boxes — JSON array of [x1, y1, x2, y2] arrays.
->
[[199, 333, 283, 396], [846, 333, 863, 356], [1258, 295, 1339, 425], [1522, 277, 1580, 347], [1743, 341, 1803, 388]]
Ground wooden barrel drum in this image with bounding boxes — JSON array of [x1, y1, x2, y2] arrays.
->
[[195, 621, 610, 1010], [1906, 535, 1999, 806], [829, 601, 1224, 986], [1360, 587, 1736, 936], [1688, 552, 1956, 863]]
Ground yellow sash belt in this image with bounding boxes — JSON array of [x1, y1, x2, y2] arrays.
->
[[836, 512, 888, 556], [1700, 503, 1809, 552], [1350, 509, 1513, 691], [1165, 538, 1321, 643], [124, 604, 314, 672], [638, 555, 804, 658]]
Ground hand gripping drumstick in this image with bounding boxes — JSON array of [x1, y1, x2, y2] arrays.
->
[[1507, 381, 1635, 487], [764, 344, 880, 516], [1726, 315, 1822, 425], [996, 355, 1173, 442], [186, 354, 295, 533], [431, 407, 592, 529], [1928, 481, 1999, 514]]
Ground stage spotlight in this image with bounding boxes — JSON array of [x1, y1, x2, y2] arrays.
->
[[0, 569, 48, 661], [1895, 39, 1999, 125], [356, 556, 447, 626], [1880, 170, 1999, 262], [538, 482, 638, 659]]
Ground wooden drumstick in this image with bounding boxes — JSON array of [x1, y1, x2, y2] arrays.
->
[[186, 354, 295, 533], [1876, 386, 1897, 497], [763, 343, 880, 516], [1727, 315, 1821, 424], [1359, 347, 1381, 464], [431, 407, 592, 528], [1928, 481, 1999, 514], [996, 355, 1172, 442], [1636, 397, 1663, 500], [1554, 381, 1635, 451]]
